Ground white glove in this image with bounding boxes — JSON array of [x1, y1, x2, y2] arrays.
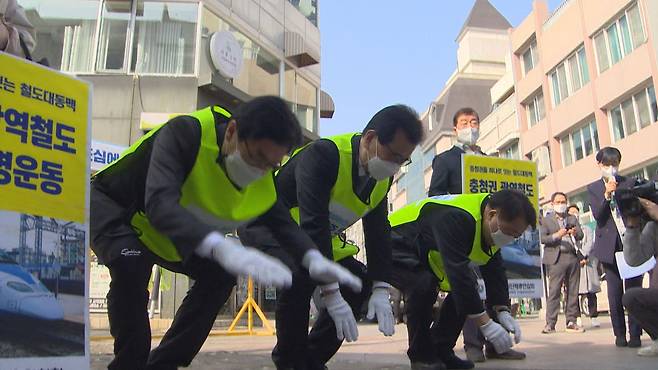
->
[[479, 319, 514, 354], [196, 232, 292, 288], [366, 282, 395, 336], [302, 249, 362, 292], [497, 310, 522, 344], [312, 286, 325, 310], [320, 283, 359, 342]]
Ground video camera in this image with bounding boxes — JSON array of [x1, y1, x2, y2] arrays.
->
[[615, 178, 658, 218]]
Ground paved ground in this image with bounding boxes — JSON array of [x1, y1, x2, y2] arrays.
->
[[91, 316, 657, 370]]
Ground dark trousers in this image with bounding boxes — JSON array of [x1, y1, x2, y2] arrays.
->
[[602, 261, 643, 339], [103, 235, 236, 370], [390, 263, 467, 363], [272, 257, 371, 370], [623, 287, 658, 340], [546, 252, 581, 327]]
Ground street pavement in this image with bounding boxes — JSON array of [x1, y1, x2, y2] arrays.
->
[[91, 316, 657, 369]]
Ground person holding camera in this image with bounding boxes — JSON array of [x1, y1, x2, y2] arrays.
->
[[622, 197, 658, 356], [540, 192, 585, 334], [587, 147, 644, 347]]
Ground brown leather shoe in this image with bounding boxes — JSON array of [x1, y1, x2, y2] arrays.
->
[[486, 348, 527, 360]]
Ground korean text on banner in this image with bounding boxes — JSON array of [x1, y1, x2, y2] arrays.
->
[[461, 155, 539, 212], [0, 52, 90, 223]]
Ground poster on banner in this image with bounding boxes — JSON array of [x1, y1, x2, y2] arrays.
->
[[0, 52, 91, 369], [462, 154, 543, 299]]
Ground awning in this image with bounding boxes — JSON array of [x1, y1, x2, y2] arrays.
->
[[285, 31, 320, 67], [320, 90, 335, 118]]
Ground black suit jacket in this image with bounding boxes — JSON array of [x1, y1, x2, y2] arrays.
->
[[587, 175, 635, 264], [540, 212, 583, 265], [428, 146, 467, 196]]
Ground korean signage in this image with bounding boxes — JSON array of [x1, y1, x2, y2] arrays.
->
[[0, 53, 88, 224], [90, 140, 126, 172], [462, 155, 543, 298], [0, 52, 90, 369]]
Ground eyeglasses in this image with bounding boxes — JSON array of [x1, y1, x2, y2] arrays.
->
[[381, 142, 413, 166], [243, 141, 281, 170]]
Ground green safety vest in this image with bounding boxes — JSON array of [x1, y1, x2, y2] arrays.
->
[[389, 193, 499, 291], [97, 106, 278, 262], [286, 133, 391, 261]]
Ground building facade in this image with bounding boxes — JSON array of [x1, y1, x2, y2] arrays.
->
[[389, 0, 512, 211], [510, 0, 658, 214], [19, 0, 331, 321], [393, 0, 658, 220]]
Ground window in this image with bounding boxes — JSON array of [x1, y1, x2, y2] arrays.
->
[[21, 0, 199, 75], [130, 1, 198, 75], [560, 120, 600, 167], [7, 281, 33, 293], [526, 92, 545, 127], [501, 143, 519, 160], [287, 0, 318, 26], [19, 0, 100, 73], [285, 70, 318, 133], [529, 145, 552, 178], [549, 45, 590, 106], [609, 85, 658, 141], [622, 160, 658, 181], [594, 33, 609, 72], [521, 39, 538, 75], [594, 2, 646, 73], [97, 1, 132, 72]]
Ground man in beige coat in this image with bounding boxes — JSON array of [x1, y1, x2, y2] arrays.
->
[[0, 0, 35, 58]]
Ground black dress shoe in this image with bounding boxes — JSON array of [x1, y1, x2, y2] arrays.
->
[[629, 337, 642, 348], [439, 353, 474, 370], [486, 348, 527, 360], [616, 336, 628, 347], [410, 361, 446, 370]]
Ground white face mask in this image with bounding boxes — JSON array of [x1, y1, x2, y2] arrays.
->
[[225, 149, 266, 188], [601, 166, 618, 180], [456, 127, 479, 146], [553, 204, 567, 214], [367, 140, 401, 181], [489, 218, 516, 247]]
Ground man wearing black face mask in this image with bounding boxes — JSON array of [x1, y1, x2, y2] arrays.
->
[[388, 190, 536, 370], [239, 104, 423, 370], [90, 96, 361, 370]]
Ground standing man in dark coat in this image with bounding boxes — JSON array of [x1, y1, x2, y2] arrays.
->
[[587, 146, 643, 347]]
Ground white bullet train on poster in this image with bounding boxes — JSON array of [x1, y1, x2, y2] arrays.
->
[[0, 251, 64, 320]]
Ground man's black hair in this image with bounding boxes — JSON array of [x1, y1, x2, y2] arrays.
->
[[489, 190, 537, 229], [453, 107, 480, 127], [568, 204, 580, 212], [595, 146, 622, 165], [551, 192, 567, 202], [232, 96, 302, 151], [362, 104, 423, 145]]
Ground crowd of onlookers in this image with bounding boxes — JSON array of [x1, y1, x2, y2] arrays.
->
[[540, 146, 658, 357]]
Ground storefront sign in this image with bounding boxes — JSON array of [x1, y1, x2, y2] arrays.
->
[[209, 31, 244, 79]]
